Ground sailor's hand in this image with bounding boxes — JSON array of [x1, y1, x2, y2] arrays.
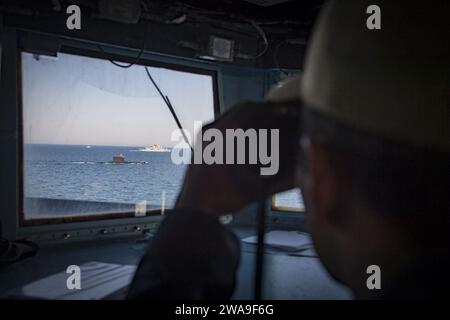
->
[[175, 101, 301, 217]]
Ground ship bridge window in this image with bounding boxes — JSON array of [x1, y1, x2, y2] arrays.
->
[[20, 51, 216, 224]]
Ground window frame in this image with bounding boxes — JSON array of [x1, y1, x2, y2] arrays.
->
[[18, 43, 220, 227], [1, 30, 223, 242]]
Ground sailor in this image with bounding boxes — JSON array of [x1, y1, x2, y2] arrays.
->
[[128, 0, 450, 299]]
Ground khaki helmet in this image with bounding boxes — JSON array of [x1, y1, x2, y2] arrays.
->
[[300, 0, 450, 152]]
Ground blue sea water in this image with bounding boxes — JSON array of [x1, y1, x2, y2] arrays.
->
[[24, 144, 186, 211], [24, 144, 303, 219]]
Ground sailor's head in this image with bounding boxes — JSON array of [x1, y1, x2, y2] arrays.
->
[[268, 0, 450, 297]]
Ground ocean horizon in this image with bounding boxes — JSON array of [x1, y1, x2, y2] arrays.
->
[[23, 144, 303, 219], [24, 144, 186, 219]]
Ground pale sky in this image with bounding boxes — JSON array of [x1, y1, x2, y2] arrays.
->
[[22, 52, 215, 147]]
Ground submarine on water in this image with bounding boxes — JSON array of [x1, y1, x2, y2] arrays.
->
[[111, 154, 146, 165]]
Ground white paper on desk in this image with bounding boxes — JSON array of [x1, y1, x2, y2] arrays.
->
[[241, 230, 312, 251], [12, 261, 136, 300]]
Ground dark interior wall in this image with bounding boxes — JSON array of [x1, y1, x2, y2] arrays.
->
[[220, 67, 268, 108], [0, 0, 312, 69]]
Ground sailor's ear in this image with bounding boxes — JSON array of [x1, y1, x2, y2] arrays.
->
[[307, 142, 340, 224]]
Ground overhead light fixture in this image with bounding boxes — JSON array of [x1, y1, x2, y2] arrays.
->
[[201, 36, 235, 62]]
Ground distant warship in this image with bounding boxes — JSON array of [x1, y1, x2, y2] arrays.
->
[[139, 144, 170, 152]]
